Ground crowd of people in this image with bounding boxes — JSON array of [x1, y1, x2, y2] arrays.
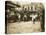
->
[[5, 1, 43, 23]]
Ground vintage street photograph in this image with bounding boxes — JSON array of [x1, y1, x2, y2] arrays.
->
[[5, 0, 45, 34]]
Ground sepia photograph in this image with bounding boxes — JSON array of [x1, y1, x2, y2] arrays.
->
[[5, 0, 45, 34]]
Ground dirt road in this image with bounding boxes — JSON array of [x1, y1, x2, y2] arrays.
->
[[7, 21, 42, 34]]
